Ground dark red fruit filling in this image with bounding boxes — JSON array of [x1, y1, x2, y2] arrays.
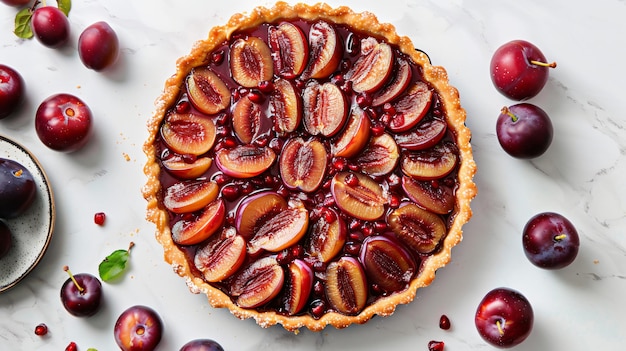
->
[[156, 19, 461, 318]]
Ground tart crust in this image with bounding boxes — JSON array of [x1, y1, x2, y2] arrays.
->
[[143, 1, 477, 332]]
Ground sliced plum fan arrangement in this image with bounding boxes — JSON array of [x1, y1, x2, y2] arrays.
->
[[143, 2, 476, 331]]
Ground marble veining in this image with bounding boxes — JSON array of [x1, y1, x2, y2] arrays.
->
[[1, 0, 626, 350]]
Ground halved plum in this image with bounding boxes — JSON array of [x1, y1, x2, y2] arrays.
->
[[395, 118, 447, 151], [401, 141, 458, 180], [162, 156, 212, 179], [284, 259, 314, 315], [331, 172, 386, 221], [331, 107, 371, 158], [235, 191, 288, 239], [268, 22, 309, 78], [161, 112, 217, 156], [402, 176, 455, 214], [388, 81, 433, 132], [325, 257, 368, 315], [356, 133, 399, 176], [270, 78, 302, 134], [303, 81, 347, 137], [345, 39, 393, 93], [388, 203, 446, 254], [247, 207, 309, 255], [186, 68, 231, 115], [372, 57, 412, 106], [302, 21, 342, 79], [163, 180, 219, 214], [230, 257, 284, 309], [215, 145, 276, 178], [171, 199, 225, 245], [306, 208, 347, 263], [279, 137, 327, 193], [230, 37, 274, 88], [360, 235, 416, 292], [194, 228, 246, 282], [232, 95, 264, 144]]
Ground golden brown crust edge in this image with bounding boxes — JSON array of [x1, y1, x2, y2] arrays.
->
[[142, 1, 477, 332]]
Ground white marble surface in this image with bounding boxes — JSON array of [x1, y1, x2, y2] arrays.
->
[[1, 0, 625, 350]]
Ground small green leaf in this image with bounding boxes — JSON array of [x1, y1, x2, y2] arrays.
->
[[57, 0, 72, 16], [99, 242, 134, 282], [14, 8, 33, 39]]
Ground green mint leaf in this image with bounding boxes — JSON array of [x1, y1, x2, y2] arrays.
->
[[99, 243, 133, 282], [14, 8, 33, 39], [57, 0, 72, 16]]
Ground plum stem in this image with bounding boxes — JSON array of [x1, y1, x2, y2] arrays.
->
[[501, 106, 518, 122], [530, 60, 557, 68], [554, 234, 567, 241], [496, 320, 505, 336], [127, 241, 135, 253], [63, 265, 84, 293]]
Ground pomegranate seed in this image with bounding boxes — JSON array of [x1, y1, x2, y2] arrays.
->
[[322, 179, 332, 189], [382, 102, 396, 114], [181, 153, 197, 164], [332, 157, 347, 171], [212, 173, 230, 186], [323, 208, 337, 223], [344, 242, 361, 255], [211, 50, 225, 64], [221, 185, 240, 201], [371, 123, 385, 137], [225, 212, 236, 226], [387, 173, 401, 188], [276, 186, 290, 198], [254, 134, 270, 148], [34, 323, 48, 336], [340, 80, 353, 94], [370, 283, 384, 295], [94, 212, 106, 225], [313, 280, 325, 296], [439, 314, 451, 330], [310, 300, 326, 318], [374, 221, 388, 233], [331, 73, 344, 85], [389, 195, 401, 209], [290, 245, 304, 258], [340, 58, 352, 72], [240, 182, 254, 195], [322, 196, 335, 208], [431, 179, 440, 189], [380, 112, 392, 126], [247, 90, 265, 104], [215, 112, 228, 126], [268, 138, 284, 152], [344, 173, 359, 187], [175, 100, 190, 113], [347, 163, 360, 171], [65, 342, 78, 351], [356, 93, 372, 108], [348, 231, 363, 241], [276, 250, 291, 265], [428, 340, 445, 351], [349, 219, 363, 231], [222, 136, 237, 148], [312, 260, 326, 272], [362, 225, 373, 237], [257, 80, 274, 93]]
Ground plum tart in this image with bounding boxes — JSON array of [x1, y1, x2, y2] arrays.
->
[[143, 2, 476, 331]]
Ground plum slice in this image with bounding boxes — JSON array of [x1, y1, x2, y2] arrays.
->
[[279, 137, 327, 193], [401, 141, 458, 180], [356, 133, 399, 176], [186, 68, 231, 115], [306, 208, 347, 263], [303, 81, 347, 137], [325, 257, 368, 315], [402, 176, 455, 215], [247, 207, 309, 255], [215, 145, 276, 178], [194, 228, 246, 282], [345, 39, 393, 93], [331, 172, 386, 221], [331, 107, 371, 158], [171, 199, 225, 245], [270, 78, 302, 134], [268, 22, 309, 78], [372, 57, 412, 106], [395, 118, 447, 151], [229, 37, 274, 88], [388, 81, 433, 132], [388, 203, 446, 254], [235, 191, 287, 239], [360, 235, 417, 292], [283, 259, 314, 315], [163, 180, 219, 214], [232, 95, 264, 144], [230, 257, 284, 309], [302, 21, 342, 79], [161, 112, 217, 156], [162, 156, 212, 179]]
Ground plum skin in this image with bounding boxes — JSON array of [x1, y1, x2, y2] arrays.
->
[[31, 6, 70, 48], [79, 21, 120, 71], [114, 305, 163, 351], [0, 158, 37, 219], [475, 287, 534, 348], [0, 220, 12, 259], [179, 339, 225, 351], [60, 273, 103, 317], [523, 212, 580, 269], [35, 93, 93, 152], [496, 103, 553, 159], [0, 64, 25, 119]]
